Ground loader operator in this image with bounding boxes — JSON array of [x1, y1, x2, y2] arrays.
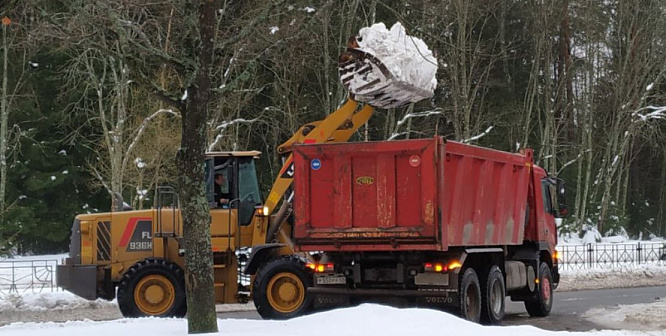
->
[[214, 173, 232, 208]]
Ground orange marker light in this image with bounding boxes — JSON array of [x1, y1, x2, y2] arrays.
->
[[448, 261, 462, 270]]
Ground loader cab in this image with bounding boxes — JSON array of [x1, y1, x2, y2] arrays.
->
[[205, 151, 263, 228]]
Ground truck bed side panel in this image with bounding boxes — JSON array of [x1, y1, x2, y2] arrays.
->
[[293, 138, 440, 250], [441, 142, 532, 247]]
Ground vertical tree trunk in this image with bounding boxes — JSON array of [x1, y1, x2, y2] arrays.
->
[[176, 1, 218, 333], [658, 152, 666, 236], [0, 20, 9, 214]]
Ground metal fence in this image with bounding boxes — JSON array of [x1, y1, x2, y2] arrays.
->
[[1, 244, 664, 294], [557, 242, 666, 270], [0, 259, 60, 295]]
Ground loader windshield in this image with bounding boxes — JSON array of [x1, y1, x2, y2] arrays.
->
[[238, 158, 262, 205]]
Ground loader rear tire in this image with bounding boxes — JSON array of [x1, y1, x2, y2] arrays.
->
[[117, 258, 186, 318], [253, 256, 313, 320], [524, 262, 553, 317]]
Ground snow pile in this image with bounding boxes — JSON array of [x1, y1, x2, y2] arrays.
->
[[558, 265, 666, 291], [0, 292, 115, 312], [351, 22, 437, 103], [1, 304, 664, 336], [585, 301, 666, 331]]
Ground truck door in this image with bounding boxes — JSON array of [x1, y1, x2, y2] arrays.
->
[[538, 177, 559, 246]]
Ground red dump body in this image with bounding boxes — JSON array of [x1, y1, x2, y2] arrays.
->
[[292, 137, 535, 252]]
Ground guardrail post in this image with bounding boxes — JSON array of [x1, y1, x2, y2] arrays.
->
[[587, 243, 593, 268], [636, 242, 642, 265]]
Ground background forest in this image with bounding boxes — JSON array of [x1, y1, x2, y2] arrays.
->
[[1, 0, 665, 254]]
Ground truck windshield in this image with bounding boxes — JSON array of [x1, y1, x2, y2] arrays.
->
[[238, 158, 262, 204]]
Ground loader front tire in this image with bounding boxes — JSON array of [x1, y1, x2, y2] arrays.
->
[[253, 256, 313, 319], [117, 258, 186, 318]]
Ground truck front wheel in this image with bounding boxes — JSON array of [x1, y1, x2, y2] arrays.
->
[[459, 268, 482, 323], [253, 256, 313, 319], [524, 262, 553, 317]]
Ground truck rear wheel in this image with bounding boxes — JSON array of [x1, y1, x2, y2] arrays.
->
[[459, 268, 482, 323], [524, 262, 553, 317], [480, 265, 505, 325], [253, 256, 313, 319], [117, 258, 186, 318]]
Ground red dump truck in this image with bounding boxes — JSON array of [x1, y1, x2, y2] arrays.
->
[[288, 137, 565, 324]]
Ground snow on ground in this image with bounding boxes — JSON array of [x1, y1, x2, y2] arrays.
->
[[1, 304, 665, 336], [558, 265, 666, 291], [585, 301, 666, 332]]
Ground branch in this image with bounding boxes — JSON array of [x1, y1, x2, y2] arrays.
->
[[395, 109, 444, 128], [89, 164, 113, 196], [121, 109, 181, 173], [208, 118, 259, 152], [558, 149, 591, 175], [632, 105, 666, 122], [462, 126, 494, 143]]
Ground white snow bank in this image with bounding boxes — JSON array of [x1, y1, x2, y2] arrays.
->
[[585, 301, 666, 331], [558, 265, 666, 291], [0, 292, 115, 312], [1, 304, 662, 336], [352, 22, 437, 100]]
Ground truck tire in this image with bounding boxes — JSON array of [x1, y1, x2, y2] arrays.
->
[[480, 265, 505, 325], [524, 262, 553, 317], [253, 256, 313, 319], [459, 268, 482, 323], [117, 258, 186, 318]]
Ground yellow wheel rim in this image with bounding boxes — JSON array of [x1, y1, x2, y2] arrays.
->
[[266, 272, 305, 314], [134, 275, 175, 315]]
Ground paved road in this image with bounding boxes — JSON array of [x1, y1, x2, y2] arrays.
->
[[504, 286, 666, 331], [217, 286, 666, 331]]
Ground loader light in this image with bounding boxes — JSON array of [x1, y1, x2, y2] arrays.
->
[[553, 250, 560, 260], [434, 264, 444, 272], [256, 205, 270, 216]]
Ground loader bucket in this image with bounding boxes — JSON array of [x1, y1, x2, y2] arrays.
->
[[339, 45, 434, 109]]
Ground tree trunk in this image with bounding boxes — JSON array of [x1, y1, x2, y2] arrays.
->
[[658, 151, 666, 236], [0, 21, 9, 214], [176, 1, 218, 333]]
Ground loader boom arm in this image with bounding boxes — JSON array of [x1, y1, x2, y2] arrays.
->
[[253, 98, 374, 245], [266, 98, 373, 213]]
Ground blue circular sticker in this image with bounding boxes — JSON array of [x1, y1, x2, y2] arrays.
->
[[311, 159, 321, 170]]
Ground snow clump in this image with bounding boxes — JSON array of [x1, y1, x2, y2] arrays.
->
[[355, 22, 438, 98]]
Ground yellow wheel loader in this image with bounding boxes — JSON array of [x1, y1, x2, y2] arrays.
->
[[56, 43, 431, 319]]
